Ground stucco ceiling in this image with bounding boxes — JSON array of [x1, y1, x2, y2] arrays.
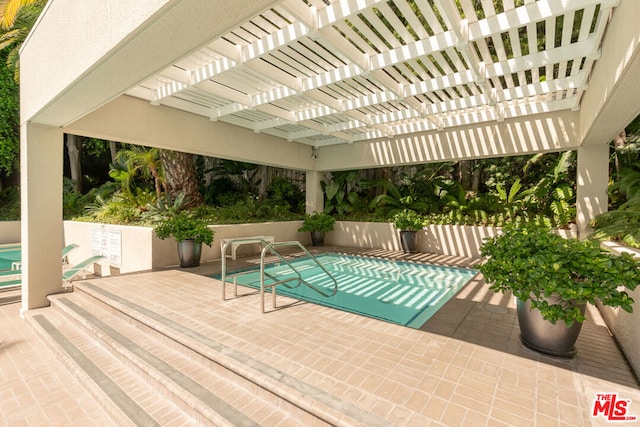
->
[[125, 0, 616, 149]]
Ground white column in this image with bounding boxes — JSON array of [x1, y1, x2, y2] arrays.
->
[[576, 143, 609, 239], [20, 124, 64, 313], [305, 170, 324, 214]]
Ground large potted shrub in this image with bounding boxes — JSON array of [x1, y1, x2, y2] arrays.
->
[[478, 223, 639, 357], [391, 209, 425, 253], [154, 212, 214, 267], [298, 212, 336, 246]]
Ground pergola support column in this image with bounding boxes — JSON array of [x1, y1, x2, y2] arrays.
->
[[576, 143, 609, 239], [20, 123, 64, 314], [305, 170, 324, 214]]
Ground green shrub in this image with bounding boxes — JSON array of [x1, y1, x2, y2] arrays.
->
[[0, 186, 19, 220], [391, 209, 425, 231], [154, 212, 214, 245], [298, 212, 336, 232], [478, 223, 640, 326]]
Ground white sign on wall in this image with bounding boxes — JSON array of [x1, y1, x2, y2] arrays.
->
[[90, 226, 122, 266]]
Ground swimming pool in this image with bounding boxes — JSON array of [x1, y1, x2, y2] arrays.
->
[[220, 253, 477, 328], [0, 245, 21, 270]]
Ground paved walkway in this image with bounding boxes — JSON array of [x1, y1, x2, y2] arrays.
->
[[1, 247, 639, 426]]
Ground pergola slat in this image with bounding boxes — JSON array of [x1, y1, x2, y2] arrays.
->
[[127, 0, 618, 147]]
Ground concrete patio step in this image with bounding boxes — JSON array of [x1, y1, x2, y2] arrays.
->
[[26, 305, 194, 426], [29, 291, 306, 427], [71, 280, 387, 427], [25, 279, 387, 427]]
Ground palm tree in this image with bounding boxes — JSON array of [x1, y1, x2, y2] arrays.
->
[[115, 145, 165, 199], [160, 149, 203, 209], [0, 0, 46, 81]]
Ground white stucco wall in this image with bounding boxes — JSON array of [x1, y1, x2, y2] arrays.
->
[[20, 0, 171, 124], [579, 0, 640, 147], [65, 96, 313, 171], [316, 109, 581, 171], [598, 242, 640, 377], [0, 221, 21, 244], [63, 221, 157, 275], [63, 220, 307, 273], [63, 220, 501, 273], [20, 0, 280, 127], [326, 222, 502, 259]]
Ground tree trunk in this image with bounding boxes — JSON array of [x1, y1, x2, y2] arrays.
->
[[258, 164, 269, 200], [471, 165, 483, 193], [613, 129, 626, 180], [109, 140, 119, 163], [66, 134, 83, 192], [148, 163, 163, 199], [458, 160, 473, 191], [160, 149, 203, 209]]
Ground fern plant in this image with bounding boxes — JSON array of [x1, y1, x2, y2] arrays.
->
[[549, 185, 576, 228], [592, 163, 640, 248]]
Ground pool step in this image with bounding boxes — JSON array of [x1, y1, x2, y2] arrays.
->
[[27, 279, 384, 427]]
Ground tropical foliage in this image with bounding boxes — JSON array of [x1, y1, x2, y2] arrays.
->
[[0, 0, 46, 81], [322, 170, 364, 217], [0, 48, 17, 179], [592, 159, 640, 247]]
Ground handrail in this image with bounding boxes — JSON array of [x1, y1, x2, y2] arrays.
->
[[220, 238, 338, 313], [258, 241, 338, 313], [221, 237, 273, 300]]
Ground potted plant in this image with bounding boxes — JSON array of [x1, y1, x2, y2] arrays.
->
[[298, 211, 336, 246], [154, 212, 214, 267], [391, 209, 425, 253], [478, 223, 639, 357]]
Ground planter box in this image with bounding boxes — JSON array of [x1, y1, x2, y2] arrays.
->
[[598, 242, 640, 378]]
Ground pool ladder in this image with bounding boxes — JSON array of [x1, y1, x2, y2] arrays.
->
[[220, 239, 338, 313]]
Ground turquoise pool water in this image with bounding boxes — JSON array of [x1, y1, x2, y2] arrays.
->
[[220, 254, 477, 328], [0, 245, 21, 270]]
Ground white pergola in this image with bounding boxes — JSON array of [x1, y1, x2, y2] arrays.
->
[[19, 0, 640, 311]]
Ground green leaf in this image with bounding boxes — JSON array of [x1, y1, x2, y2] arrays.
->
[[325, 182, 339, 200]]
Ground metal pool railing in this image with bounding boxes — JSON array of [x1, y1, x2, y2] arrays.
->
[[220, 239, 338, 313]]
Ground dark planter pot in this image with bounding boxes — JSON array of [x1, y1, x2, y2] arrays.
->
[[517, 297, 585, 358], [310, 231, 326, 246], [399, 231, 418, 253], [177, 239, 202, 268]]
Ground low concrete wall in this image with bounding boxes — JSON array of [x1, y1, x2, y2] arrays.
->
[[63, 220, 502, 274], [63, 220, 306, 274], [211, 221, 306, 260], [328, 222, 501, 258], [0, 221, 21, 244], [63, 221, 158, 275], [598, 242, 640, 377]]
